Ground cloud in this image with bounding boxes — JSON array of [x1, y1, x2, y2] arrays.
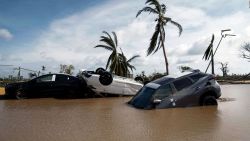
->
[[187, 37, 211, 55], [0, 28, 13, 40]]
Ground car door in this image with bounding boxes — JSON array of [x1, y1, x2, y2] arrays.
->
[[153, 84, 175, 109], [54, 74, 73, 95], [33, 74, 56, 97], [172, 77, 195, 107]]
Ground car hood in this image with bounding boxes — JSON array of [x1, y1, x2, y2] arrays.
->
[[5, 82, 25, 89]]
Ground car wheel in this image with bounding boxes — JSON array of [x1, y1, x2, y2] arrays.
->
[[99, 72, 113, 86], [202, 96, 217, 106], [95, 67, 105, 75], [134, 76, 144, 82], [16, 89, 27, 100]]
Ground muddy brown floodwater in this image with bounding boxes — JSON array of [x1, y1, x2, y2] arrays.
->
[[0, 85, 250, 141]]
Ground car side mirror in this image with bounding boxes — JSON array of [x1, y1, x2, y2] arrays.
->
[[153, 99, 162, 104]]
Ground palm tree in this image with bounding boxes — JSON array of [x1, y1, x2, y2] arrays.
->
[[65, 65, 74, 75], [59, 64, 74, 75], [95, 31, 140, 77], [136, 0, 182, 75], [203, 34, 215, 74]]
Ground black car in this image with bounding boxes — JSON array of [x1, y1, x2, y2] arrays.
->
[[5, 74, 87, 99], [128, 71, 221, 109]]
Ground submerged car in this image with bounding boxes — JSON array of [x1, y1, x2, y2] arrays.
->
[[5, 74, 87, 99], [79, 68, 143, 96], [128, 70, 221, 109]]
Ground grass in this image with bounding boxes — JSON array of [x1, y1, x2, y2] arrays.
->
[[0, 87, 5, 95]]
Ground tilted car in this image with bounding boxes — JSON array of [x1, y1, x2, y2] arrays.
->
[[79, 68, 143, 96], [5, 74, 87, 99], [128, 70, 221, 109]]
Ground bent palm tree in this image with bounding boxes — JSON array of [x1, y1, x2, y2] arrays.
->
[[136, 0, 182, 75], [95, 31, 140, 77]]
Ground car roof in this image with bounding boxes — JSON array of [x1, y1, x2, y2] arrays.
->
[[151, 71, 207, 85], [33, 73, 77, 79]]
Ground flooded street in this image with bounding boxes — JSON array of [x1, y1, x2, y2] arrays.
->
[[0, 85, 249, 141]]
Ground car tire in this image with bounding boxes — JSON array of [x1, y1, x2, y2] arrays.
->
[[134, 76, 144, 82], [99, 72, 113, 86], [95, 67, 105, 75], [16, 89, 27, 100], [202, 96, 217, 106]]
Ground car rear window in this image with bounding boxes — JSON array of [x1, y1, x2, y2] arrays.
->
[[189, 73, 206, 82], [173, 78, 193, 91]]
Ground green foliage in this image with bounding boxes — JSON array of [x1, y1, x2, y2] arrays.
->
[[95, 31, 139, 77], [60, 64, 75, 75], [135, 71, 166, 83]]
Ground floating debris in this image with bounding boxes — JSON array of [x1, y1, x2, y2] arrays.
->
[[218, 97, 236, 102]]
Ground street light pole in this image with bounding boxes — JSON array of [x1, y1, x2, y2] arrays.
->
[[205, 36, 223, 74], [205, 29, 236, 74]]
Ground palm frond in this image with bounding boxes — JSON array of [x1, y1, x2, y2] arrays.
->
[[153, 26, 165, 54], [106, 52, 115, 69], [147, 23, 160, 55], [102, 31, 116, 48], [145, 0, 161, 12], [100, 36, 116, 49], [161, 4, 166, 14], [170, 20, 183, 36], [203, 34, 215, 60], [112, 32, 118, 46], [102, 31, 112, 41], [94, 45, 113, 51], [127, 55, 140, 63], [136, 6, 158, 17]]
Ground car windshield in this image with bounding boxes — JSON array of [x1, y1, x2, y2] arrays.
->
[[153, 84, 173, 100], [129, 86, 156, 108]]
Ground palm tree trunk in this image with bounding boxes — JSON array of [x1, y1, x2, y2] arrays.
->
[[162, 44, 169, 75], [160, 28, 169, 75]]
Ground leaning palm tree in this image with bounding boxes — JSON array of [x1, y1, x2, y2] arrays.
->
[[95, 31, 121, 75], [136, 0, 182, 75], [95, 31, 140, 77]]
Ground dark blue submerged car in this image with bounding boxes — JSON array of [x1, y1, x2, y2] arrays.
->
[[128, 71, 221, 109]]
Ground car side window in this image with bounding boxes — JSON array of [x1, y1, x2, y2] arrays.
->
[[153, 84, 173, 100], [173, 78, 193, 91], [56, 75, 70, 82], [36, 75, 55, 83], [189, 73, 206, 82]]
